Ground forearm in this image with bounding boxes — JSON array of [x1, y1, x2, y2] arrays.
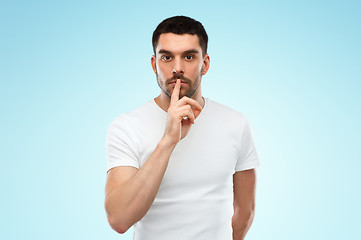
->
[[232, 210, 255, 240], [105, 138, 176, 232]]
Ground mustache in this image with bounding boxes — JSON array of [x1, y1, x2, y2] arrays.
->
[[166, 74, 191, 84]]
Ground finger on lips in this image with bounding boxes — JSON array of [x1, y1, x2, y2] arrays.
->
[[170, 78, 201, 123], [170, 79, 181, 105], [170, 79, 202, 110]]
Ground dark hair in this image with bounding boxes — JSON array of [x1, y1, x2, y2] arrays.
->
[[152, 16, 208, 56]]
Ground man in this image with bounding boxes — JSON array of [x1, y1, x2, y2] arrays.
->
[[104, 16, 260, 240]]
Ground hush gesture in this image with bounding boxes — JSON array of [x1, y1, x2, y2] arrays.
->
[[162, 79, 202, 145]]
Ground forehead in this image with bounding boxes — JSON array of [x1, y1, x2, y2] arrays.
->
[[156, 33, 201, 54]]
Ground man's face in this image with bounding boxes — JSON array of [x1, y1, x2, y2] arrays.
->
[[151, 33, 209, 99]]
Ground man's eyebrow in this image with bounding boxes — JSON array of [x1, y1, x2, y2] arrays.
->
[[183, 49, 200, 55], [158, 49, 172, 55], [157, 49, 200, 55]]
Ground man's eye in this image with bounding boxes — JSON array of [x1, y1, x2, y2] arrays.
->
[[161, 56, 171, 61], [185, 55, 194, 60]]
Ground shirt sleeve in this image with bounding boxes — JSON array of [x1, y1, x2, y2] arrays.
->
[[235, 115, 260, 172], [105, 116, 140, 172]]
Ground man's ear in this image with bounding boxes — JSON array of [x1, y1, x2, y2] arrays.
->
[[201, 54, 210, 75], [151, 55, 157, 75]]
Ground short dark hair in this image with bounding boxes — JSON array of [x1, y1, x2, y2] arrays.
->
[[152, 16, 208, 57]]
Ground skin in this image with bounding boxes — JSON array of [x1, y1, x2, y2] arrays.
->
[[105, 32, 257, 239], [232, 169, 257, 240], [151, 33, 210, 115]]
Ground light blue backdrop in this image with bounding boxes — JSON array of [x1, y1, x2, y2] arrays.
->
[[1, 1, 360, 239]]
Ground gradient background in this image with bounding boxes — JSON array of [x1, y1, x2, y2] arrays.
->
[[1, 0, 360, 239]]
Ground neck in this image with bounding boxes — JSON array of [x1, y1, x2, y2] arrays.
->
[[154, 90, 204, 112]]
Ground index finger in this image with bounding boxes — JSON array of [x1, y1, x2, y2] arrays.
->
[[170, 79, 181, 106]]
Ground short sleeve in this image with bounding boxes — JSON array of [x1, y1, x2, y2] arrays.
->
[[235, 116, 260, 172], [105, 116, 140, 172]]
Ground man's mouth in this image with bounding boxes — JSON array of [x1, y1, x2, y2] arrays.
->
[[169, 80, 187, 84]]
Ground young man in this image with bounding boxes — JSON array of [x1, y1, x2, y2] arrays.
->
[[105, 16, 260, 240]]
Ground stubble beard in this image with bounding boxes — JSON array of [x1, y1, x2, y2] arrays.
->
[[156, 69, 203, 99]]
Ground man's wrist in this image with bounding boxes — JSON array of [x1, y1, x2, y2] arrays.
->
[[158, 136, 178, 150]]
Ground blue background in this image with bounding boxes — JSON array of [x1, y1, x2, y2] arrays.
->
[[1, 0, 360, 239]]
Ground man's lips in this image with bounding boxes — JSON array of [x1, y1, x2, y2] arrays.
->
[[169, 80, 187, 84]]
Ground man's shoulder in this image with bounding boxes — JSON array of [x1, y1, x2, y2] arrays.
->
[[113, 99, 154, 119], [205, 98, 253, 137], [206, 98, 246, 120], [108, 99, 161, 129]]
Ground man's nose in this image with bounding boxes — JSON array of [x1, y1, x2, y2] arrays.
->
[[172, 58, 184, 74]]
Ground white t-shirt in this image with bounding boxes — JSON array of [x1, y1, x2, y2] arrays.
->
[[105, 98, 260, 240]]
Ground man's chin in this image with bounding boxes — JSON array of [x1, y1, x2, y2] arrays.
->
[[170, 89, 191, 99], [162, 85, 193, 99]]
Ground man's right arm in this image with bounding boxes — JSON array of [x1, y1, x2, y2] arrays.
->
[[104, 79, 202, 234], [104, 138, 176, 234]]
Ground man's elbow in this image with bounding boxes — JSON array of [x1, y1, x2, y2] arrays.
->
[[232, 209, 255, 227], [246, 209, 255, 222], [247, 210, 255, 225], [105, 197, 133, 234], [244, 209, 255, 225], [107, 214, 130, 234]]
